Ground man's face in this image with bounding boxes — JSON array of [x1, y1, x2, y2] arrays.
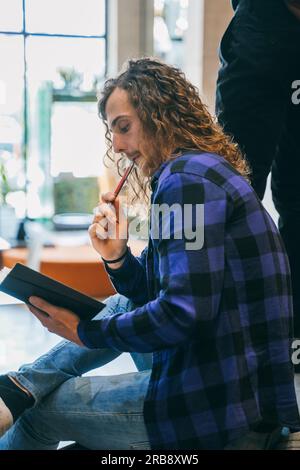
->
[[105, 87, 147, 172]]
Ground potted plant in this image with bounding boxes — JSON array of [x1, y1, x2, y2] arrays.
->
[[0, 160, 10, 202]]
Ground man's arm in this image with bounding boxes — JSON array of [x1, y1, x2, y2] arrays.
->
[[285, 0, 300, 20], [105, 246, 149, 306], [76, 173, 227, 352]]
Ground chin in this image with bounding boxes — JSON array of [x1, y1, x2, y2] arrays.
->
[[137, 153, 158, 177], [139, 161, 151, 177]]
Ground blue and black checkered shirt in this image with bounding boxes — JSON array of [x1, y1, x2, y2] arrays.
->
[[78, 153, 300, 449]]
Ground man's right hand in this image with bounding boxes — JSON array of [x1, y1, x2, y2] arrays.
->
[[88, 192, 129, 268]]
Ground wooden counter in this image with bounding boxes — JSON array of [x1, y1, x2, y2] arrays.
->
[[2, 240, 147, 299]]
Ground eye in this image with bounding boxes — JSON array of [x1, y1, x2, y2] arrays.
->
[[119, 123, 130, 133]]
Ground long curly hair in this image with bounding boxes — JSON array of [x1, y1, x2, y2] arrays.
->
[[98, 57, 250, 202]]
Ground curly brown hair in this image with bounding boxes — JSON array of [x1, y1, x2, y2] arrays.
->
[[98, 57, 250, 201]]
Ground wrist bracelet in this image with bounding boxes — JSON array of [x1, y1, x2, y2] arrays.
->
[[101, 246, 129, 265]]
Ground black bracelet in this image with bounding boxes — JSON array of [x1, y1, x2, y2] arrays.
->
[[101, 246, 129, 264]]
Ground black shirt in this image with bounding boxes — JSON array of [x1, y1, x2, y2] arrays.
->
[[231, 0, 300, 30]]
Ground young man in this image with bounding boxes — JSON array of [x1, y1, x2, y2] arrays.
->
[[0, 58, 299, 450]]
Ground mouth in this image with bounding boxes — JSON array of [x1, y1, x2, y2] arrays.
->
[[129, 154, 141, 164]]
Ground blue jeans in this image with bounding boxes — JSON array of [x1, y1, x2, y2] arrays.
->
[[0, 294, 152, 450]]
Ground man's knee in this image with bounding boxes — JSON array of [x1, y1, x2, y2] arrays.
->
[[100, 294, 135, 319]]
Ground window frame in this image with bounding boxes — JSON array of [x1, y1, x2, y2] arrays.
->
[[0, 0, 108, 209]]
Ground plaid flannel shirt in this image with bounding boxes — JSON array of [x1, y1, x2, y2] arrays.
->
[[78, 152, 300, 449]]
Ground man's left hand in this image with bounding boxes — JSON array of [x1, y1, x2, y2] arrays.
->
[[28, 296, 84, 347]]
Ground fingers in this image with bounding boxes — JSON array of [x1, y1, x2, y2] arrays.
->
[[28, 304, 58, 334], [29, 296, 58, 318], [95, 223, 109, 240], [28, 304, 48, 322], [101, 191, 115, 203], [100, 193, 121, 220], [88, 221, 108, 241], [93, 202, 117, 224], [92, 195, 123, 239], [90, 193, 129, 244], [27, 303, 51, 331]]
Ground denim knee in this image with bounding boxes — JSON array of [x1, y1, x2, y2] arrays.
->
[[97, 294, 135, 320]]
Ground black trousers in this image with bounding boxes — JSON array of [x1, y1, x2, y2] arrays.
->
[[216, 0, 300, 335]]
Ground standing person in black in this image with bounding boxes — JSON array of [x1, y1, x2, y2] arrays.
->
[[216, 0, 300, 348]]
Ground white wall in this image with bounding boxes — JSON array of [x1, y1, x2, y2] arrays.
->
[[107, 0, 153, 76]]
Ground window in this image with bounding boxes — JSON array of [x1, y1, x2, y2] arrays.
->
[[0, 0, 107, 220], [154, 0, 189, 69]]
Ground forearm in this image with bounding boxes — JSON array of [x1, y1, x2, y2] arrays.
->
[[79, 173, 228, 353], [78, 271, 221, 353], [105, 249, 149, 305]]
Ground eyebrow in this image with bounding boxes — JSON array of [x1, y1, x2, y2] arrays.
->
[[109, 114, 130, 131]]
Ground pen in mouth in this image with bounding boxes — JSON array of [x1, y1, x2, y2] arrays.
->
[[112, 160, 135, 200]]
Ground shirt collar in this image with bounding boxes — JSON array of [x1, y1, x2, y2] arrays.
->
[[150, 161, 170, 191]]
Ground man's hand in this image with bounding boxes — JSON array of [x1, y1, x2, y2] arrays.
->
[[28, 296, 84, 347]]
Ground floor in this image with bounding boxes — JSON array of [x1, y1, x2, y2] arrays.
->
[[0, 302, 137, 377], [0, 300, 138, 449]]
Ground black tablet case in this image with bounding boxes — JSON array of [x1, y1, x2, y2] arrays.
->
[[0, 263, 106, 321]]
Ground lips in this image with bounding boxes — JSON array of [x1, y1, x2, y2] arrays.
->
[[128, 154, 140, 164]]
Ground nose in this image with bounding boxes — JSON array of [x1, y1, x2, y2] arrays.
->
[[112, 133, 126, 154]]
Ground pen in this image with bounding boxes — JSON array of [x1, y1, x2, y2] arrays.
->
[[112, 160, 135, 201], [93, 160, 135, 234]]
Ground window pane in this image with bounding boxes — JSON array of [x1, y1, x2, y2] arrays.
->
[[27, 36, 105, 89], [154, 0, 189, 69], [0, 0, 23, 32], [0, 36, 23, 114], [51, 102, 106, 178], [26, 0, 106, 36], [26, 36, 106, 218], [0, 36, 25, 232]]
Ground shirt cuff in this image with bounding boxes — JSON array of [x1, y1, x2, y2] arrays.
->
[[77, 320, 108, 349]]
